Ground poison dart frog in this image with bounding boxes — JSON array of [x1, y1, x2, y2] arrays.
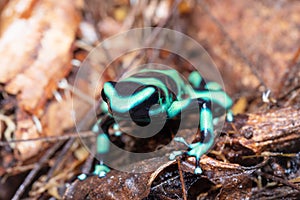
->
[[78, 68, 233, 180]]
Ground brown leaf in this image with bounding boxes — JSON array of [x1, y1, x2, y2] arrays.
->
[[64, 171, 152, 200], [237, 106, 300, 153], [63, 155, 177, 200], [0, 0, 80, 115], [193, 0, 300, 96], [14, 109, 42, 160], [42, 99, 74, 137], [251, 185, 300, 199]]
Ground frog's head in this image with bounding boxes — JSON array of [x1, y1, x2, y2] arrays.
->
[[101, 81, 160, 126]]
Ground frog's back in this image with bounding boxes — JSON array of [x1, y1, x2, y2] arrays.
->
[[120, 69, 186, 100]]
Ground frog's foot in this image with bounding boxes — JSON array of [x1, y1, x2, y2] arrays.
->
[[93, 163, 110, 178], [186, 142, 213, 174], [171, 137, 210, 174], [77, 164, 111, 181], [112, 123, 122, 136], [174, 137, 189, 147], [77, 173, 89, 181], [169, 137, 190, 160], [226, 110, 234, 122], [169, 150, 183, 160]]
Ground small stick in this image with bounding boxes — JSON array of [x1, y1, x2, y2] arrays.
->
[[177, 159, 187, 200], [11, 142, 63, 200], [0, 131, 94, 146], [256, 171, 300, 192]]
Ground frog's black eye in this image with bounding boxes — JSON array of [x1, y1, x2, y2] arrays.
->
[[129, 86, 160, 126], [101, 81, 116, 103]]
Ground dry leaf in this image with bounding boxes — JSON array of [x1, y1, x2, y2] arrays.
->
[[237, 106, 300, 153], [14, 109, 42, 160], [42, 99, 74, 137], [194, 0, 300, 96], [0, 0, 80, 115]]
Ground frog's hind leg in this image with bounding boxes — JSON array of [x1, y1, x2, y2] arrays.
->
[[188, 71, 206, 90], [189, 71, 234, 123], [185, 98, 214, 174], [167, 97, 214, 174]]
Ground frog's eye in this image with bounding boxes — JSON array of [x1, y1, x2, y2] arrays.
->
[[101, 82, 158, 116], [101, 81, 116, 103]]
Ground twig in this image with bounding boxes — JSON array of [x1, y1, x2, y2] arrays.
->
[[58, 79, 95, 105], [46, 138, 75, 181], [177, 159, 187, 200], [84, 2, 113, 62], [256, 171, 300, 192], [11, 142, 63, 200], [0, 131, 94, 146], [79, 143, 96, 176], [0, 114, 16, 143], [120, 0, 181, 76]]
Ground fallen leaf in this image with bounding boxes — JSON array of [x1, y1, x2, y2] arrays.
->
[[0, 0, 80, 115], [42, 99, 74, 137], [237, 106, 300, 153], [193, 0, 300, 96], [14, 109, 42, 160], [64, 170, 152, 200]]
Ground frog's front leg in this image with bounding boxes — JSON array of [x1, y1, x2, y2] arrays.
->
[[78, 115, 113, 180], [93, 115, 115, 177], [167, 98, 214, 174]]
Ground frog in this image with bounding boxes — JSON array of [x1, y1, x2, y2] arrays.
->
[[78, 68, 233, 180]]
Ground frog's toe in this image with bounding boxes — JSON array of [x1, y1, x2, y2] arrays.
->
[[169, 150, 183, 160], [93, 164, 110, 178], [186, 142, 211, 174], [194, 166, 202, 174], [187, 142, 208, 158], [77, 173, 88, 181]]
